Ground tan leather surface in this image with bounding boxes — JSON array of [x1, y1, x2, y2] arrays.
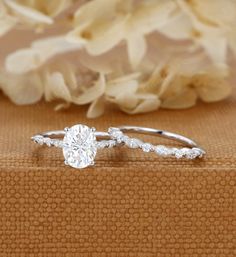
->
[[0, 92, 235, 257]]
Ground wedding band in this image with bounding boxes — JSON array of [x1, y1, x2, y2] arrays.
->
[[31, 124, 117, 169], [108, 126, 205, 159]]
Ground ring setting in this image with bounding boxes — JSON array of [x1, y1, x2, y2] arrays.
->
[[31, 124, 117, 169]]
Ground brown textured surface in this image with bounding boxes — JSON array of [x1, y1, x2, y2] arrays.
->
[[0, 92, 235, 257]]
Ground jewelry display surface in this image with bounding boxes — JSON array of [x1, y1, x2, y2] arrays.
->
[[0, 94, 235, 257]]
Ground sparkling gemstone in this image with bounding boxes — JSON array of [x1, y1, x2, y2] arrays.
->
[[175, 150, 184, 159], [141, 143, 153, 152], [155, 145, 169, 156], [53, 140, 63, 148], [97, 140, 116, 149], [186, 149, 199, 159], [108, 127, 124, 143], [126, 138, 142, 149], [32, 135, 44, 145], [62, 124, 97, 169], [44, 138, 52, 147]]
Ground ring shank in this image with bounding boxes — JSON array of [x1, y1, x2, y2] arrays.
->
[[118, 126, 198, 148], [39, 130, 111, 139]]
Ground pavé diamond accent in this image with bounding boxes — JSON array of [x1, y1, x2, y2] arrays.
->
[[126, 138, 142, 149], [32, 135, 63, 148], [62, 124, 97, 169], [109, 127, 205, 159], [141, 143, 153, 152]]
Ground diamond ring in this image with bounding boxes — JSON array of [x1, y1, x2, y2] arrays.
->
[[108, 126, 205, 159], [31, 124, 117, 169]]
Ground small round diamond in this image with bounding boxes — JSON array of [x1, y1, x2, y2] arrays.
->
[[44, 138, 52, 147], [186, 148, 199, 159], [32, 135, 44, 145], [62, 124, 97, 169], [108, 128, 124, 143], [141, 143, 153, 152], [155, 145, 169, 156], [126, 138, 142, 148], [175, 150, 184, 159]]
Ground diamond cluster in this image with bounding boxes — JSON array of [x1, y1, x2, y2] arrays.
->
[[108, 128, 205, 159], [32, 135, 63, 148]]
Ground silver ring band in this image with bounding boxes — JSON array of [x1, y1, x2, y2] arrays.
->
[[108, 126, 205, 159], [32, 130, 116, 149]]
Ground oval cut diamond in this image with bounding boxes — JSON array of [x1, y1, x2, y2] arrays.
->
[[62, 124, 97, 169]]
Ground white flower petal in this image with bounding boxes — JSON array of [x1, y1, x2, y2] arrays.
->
[[115, 91, 139, 110], [193, 75, 232, 102], [68, 17, 125, 55], [128, 0, 176, 34], [5, 0, 53, 24], [74, 0, 121, 25], [184, 0, 236, 27], [5, 36, 81, 74], [0, 72, 43, 105], [72, 73, 105, 105], [45, 72, 71, 102], [158, 12, 193, 40], [120, 95, 160, 114], [161, 88, 197, 109], [106, 78, 138, 97], [54, 102, 70, 111], [78, 51, 113, 74], [127, 34, 147, 69], [198, 29, 227, 64], [87, 96, 105, 118]]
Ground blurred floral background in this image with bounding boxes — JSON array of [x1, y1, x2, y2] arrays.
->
[[0, 0, 235, 118]]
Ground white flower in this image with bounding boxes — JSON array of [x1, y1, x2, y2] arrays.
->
[[5, 36, 82, 74], [157, 56, 232, 109], [0, 0, 234, 118], [67, 71, 160, 118], [0, 0, 74, 36], [159, 0, 236, 64], [0, 2, 18, 36], [105, 73, 160, 115], [0, 71, 43, 105], [87, 73, 160, 118], [67, 0, 176, 68]]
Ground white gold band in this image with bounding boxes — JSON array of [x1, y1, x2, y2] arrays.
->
[[108, 126, 205, 160], [31, 130, 117, 149]]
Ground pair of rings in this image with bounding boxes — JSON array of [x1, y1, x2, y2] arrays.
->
[[31, 124, 205, 169]]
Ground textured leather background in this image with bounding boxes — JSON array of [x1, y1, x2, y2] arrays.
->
[[0, 92, 235, 257]]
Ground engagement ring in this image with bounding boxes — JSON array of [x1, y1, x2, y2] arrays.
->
[[32, 124, 117, 169]]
